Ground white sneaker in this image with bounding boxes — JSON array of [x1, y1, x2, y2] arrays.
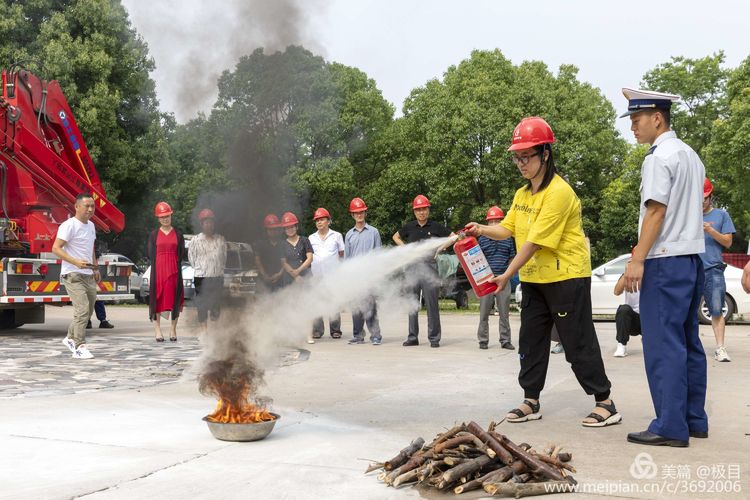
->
[[62, 336, 76, 353], [613, 343, 628, 357], [72, 344, 94, 359], [714, 346, 731, 362]]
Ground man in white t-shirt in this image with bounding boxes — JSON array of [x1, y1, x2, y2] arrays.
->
[[52, 193, 100, 359], [309, 207, 345, 339], [613, 273, 641, 357]]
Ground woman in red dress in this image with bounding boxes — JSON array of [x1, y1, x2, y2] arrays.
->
[[148, 202, 186, 342]]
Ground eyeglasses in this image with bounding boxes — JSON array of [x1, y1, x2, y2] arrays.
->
[[511, 152, 540, 166]]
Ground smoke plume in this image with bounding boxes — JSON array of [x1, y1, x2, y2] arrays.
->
[[122, 0, 328, 122], [189, 237, 453, 400]]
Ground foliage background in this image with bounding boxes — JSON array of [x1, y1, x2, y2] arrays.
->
[[1, 1, 747, 264]]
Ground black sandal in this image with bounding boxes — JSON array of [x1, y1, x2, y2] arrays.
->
[[507, 399, 542, 423], [156, 337, 165, 343], [582, 400, 622, 427], [169, 336, 177, 342]]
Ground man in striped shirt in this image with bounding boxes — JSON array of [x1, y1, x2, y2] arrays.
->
[[476, 206, 516, 350], [188, 209, 227, 334]]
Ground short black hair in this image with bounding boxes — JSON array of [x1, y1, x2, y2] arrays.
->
[[76, 192, 94, 202], [643, 108, 671, 127]]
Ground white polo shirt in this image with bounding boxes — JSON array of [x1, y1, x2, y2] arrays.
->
[[639, 131, 705, 259], [309, 229, 344, 275]]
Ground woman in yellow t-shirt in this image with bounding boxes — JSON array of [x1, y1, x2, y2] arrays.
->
[[466, 117, 620, 428]]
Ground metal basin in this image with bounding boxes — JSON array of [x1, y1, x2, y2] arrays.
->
[[202, 413, 280, 442]]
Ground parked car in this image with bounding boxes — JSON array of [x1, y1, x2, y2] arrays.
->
[[139, 263, 196, 303], [515, 253, 750, 324], [139, 240, 257, 304]]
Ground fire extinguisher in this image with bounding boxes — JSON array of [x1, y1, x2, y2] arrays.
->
[[453, 231, 498, 297]]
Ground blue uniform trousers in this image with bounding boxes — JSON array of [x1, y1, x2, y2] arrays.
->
[[640, 255, 708, 441]]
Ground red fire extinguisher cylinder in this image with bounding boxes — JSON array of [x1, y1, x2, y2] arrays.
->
[[453, 231, 498, 297]]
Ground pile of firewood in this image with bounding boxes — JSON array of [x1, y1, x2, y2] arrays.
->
[[365, 421, 576, 497]]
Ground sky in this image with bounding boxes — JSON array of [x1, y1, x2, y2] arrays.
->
[[121, 0, 749, 139]]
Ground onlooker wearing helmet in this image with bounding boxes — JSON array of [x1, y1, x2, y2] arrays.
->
[[700, 178, 735, 362], [188, 208, 227, 335], [466, 117, 618, 428], [309, 207, 345, 340], [255, 214, 287, 292], [620, 88, 708, 447], [393, 194, 450, 348], [345, 198, 383, 345], [476, 206, 516, 350], [280, 211, 314, 343], [148, 201, 186, 342]]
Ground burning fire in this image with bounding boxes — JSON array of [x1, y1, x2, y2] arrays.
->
[[199, 346, 275, 424], [207, 397, 276, 424]]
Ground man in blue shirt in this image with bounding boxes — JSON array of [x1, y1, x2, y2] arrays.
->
[[701, 178, 735, 362], [345, 197, 383, 345], [476, 206, 516, 350]]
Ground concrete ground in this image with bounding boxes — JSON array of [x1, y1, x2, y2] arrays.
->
[[1, 304, 748, 499]]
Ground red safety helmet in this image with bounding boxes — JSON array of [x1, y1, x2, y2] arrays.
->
[[263, 213, 281, 228], [486, 206, 505, 221], [349, 197, 367, 213], [412, 194, 431, 209], [313, 207, 331, 220], [198, 208, 215, 221], [703, 178, 713, 197], [508, 117, 556, 151], [280, 211, 299, 227], [154, 201, 173, 217]]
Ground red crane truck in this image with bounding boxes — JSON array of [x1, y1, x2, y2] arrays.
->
[[0, 64, 132, 330]]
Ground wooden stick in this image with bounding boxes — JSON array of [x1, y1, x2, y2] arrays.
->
[[454, 461, 527, 494], [393, 468, 420, 488], [434, 434, 475, 453], [444, 457, 469, 466], [365, 462, 384, 474], [430, 424, 465, 448], [484, 480, 573, 497], [513, 473, 533, 483], [532, 452, 576, 473], [384, 437, 425, 471], [441, 454, 492, 484], [491, 432, 565, 482], [466, 421, 514, 465]]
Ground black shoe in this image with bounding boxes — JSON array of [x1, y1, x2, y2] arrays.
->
[[627, 430, 688, 447], [86, 320, 92, 329], [430, 342, 440, 348], [501, 342, 515, 350], [689, 430, 708, 438], [99, 320, 114, 329], [402, 339, 419, 346], [479, 342, 488, 350], [312, 333, 323, 339]]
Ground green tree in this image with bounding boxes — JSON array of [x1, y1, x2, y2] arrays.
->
[[366, 50, 627, 262], [175, 46, 394, 241], [592, 145, 649, 260], [0, 0, 170, 259], [641, 53, 729, 156], [704, 55, 750, 242]]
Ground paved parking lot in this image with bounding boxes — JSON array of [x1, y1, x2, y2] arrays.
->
[[0, 304, 747, 499]]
